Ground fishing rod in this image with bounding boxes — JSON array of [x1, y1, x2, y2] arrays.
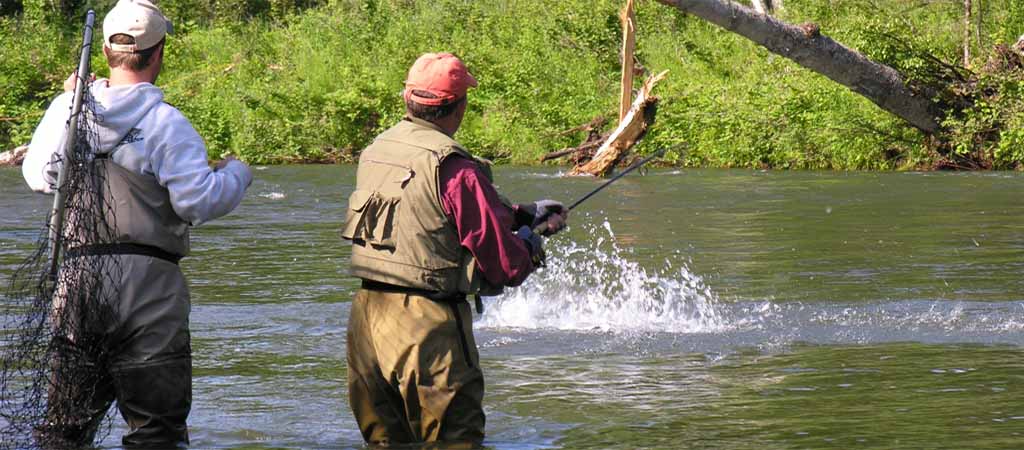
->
[[48, 9, 96, 278], [534, 145, 674, 235], [566, 146, 669, 212]]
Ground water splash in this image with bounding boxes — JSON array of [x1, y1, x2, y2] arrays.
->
[[475, 222, 1024, 349], [259, 192, 286, 200], [478, 221, 726, 333]]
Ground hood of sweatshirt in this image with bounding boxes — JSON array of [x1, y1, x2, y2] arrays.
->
[[90, 80, 164, 154]]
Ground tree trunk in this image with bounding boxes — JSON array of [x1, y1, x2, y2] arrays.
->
[[620, 0, 638, 122], [653, 0, 942, 134], [963, 0, 972, 66]]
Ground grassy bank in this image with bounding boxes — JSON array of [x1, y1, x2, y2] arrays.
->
[[1, 0, 1022, 168]]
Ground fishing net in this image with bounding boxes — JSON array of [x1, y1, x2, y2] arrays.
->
[[0, 79, 125, 448]]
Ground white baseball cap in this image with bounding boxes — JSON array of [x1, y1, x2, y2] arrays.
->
[[102, 0, 173, 53]]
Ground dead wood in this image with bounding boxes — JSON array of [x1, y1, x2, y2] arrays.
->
[[569, 71, 667, 176], [0, 145, 28, 166], [550, 116, 608, 138], [619, 0, 638, 122]]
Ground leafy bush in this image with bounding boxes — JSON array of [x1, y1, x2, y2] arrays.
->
[[1, 0, 1021, 169]]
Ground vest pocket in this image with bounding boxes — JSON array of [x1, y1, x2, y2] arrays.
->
[[341, 189, 400, 249]]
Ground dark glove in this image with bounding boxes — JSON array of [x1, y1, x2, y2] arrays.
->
[[515, 225, 546, 267], [515, 200, 568, 236]]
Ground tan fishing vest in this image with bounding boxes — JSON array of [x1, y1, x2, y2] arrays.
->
[[341, 118, 500, 295], [72, 156, 190, 257]]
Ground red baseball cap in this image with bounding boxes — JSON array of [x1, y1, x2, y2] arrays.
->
[[404, 52, 478, 106]]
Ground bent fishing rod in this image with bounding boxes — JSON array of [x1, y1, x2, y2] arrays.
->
[[535, 145, 674, 235], [48, 10, 96, 278]]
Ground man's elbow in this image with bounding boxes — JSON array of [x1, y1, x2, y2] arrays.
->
[[504, 265, 535, 288], [22, 167, 54, 194]]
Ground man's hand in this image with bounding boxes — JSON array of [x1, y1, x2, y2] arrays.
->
[[517, 199, 568, 236], [515, 225, 546, 267], [540, 212, 567, 236], [63, 72, 96, 93]]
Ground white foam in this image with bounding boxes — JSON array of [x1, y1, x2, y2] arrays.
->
[[478, 221, 726, 333]]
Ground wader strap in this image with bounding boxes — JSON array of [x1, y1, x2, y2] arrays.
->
[[66, 243, 183, 265]]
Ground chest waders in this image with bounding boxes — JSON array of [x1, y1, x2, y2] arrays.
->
[[36, 149, 194, 448]]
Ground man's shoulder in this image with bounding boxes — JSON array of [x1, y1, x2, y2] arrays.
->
[[142, 101, 201, 139], [43, 91, 75, 114], [151, 101, 191, 123], [439, 153, 494, 186]]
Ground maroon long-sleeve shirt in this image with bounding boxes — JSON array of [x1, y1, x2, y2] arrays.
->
[[439, 156, 535, 287]]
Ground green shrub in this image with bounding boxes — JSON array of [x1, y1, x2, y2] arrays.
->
[[1, 0, 1021, 169]]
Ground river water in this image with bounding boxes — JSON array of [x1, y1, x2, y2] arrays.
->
[[2, 165, 1023, 449]]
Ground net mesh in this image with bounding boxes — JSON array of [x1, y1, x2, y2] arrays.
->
[[1, 84, 125, 449]]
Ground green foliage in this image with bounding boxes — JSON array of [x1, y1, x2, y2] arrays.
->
[[942, 74, 1024, 169], [0, 18, 74, 149], [1, 0, 1021, 169]]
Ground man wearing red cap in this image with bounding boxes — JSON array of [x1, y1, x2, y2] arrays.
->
[[341, 52, 567, 445]]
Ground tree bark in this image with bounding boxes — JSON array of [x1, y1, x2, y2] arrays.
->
[[963, 0, 972, 66], [653, 0, 943, 134], [620, 0, 638, 122]]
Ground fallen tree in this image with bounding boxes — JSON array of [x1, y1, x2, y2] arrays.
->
[[653, 0, 944, 134]]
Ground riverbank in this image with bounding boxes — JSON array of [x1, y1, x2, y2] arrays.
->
[[1, 0, 1022, 169]]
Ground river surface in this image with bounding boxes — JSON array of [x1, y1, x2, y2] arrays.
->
[[1, 165, 1023, 449]]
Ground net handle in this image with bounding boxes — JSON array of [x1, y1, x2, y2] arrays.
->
[[48, 10, 96, 278]]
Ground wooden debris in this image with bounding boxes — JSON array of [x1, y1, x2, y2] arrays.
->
[[544, 0, 668, 176], [619, 0, 637, 122], [569, 70, 668, 176], [552, 116, 608, 138], [0, 145, 28, 166], [541, 117, 609, 162]]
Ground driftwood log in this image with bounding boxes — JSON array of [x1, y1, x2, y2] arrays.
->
[[0, 145, 28, 166], [569, 70, 667, 176]]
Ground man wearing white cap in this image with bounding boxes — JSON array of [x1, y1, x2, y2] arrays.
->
[[22, 0, 252, 446]]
